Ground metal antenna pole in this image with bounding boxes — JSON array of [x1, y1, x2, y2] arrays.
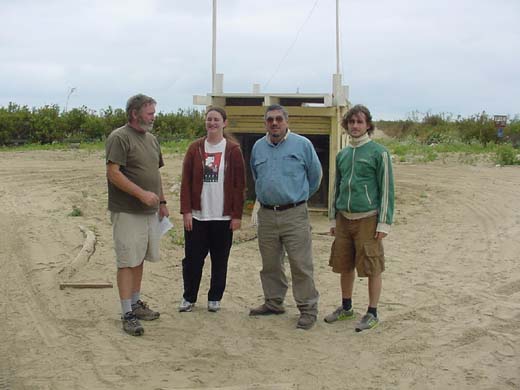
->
[[212, 0, 217, 94], [65, 87, 76, 113]]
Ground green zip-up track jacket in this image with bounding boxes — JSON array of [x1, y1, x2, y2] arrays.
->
[[329, 138, 394, 233]]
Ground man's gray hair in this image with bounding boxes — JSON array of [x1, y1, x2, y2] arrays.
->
[[126, 94, 157, 121], [264, 104, 289, 121]]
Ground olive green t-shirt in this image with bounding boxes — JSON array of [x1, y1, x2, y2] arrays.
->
[[105, 124, 164, 214]]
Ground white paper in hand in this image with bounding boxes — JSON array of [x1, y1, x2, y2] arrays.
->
[[159, 216, 173, 236]]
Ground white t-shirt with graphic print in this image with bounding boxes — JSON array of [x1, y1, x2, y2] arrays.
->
[[192, 138, 230, 221]]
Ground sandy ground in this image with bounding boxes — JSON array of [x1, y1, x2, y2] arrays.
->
[[1, 148, 519, 390]]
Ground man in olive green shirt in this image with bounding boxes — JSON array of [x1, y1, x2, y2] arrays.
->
[[106, 94, 169, 336]]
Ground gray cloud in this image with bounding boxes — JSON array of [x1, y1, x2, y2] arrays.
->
[[1, 0, 518, 119]]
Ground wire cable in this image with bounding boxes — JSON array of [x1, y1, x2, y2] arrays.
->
[[263, 0, 320, 90]]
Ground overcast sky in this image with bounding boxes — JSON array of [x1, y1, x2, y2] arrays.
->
[[2, 0, 519, 120]]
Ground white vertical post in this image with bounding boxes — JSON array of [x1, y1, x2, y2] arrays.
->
[[336, 0, 340, 75], [333, 0, 343, 105], [212, 0, 217, 94]]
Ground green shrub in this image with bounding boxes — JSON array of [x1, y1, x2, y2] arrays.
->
[[422, 124, 459, 145], [457, 113, 496, 146], [0, 103, 32, 144], [495, 146, 520, 165], [100, 106, 126, 137], [376, 119, 417, 138], [0, 103, 206, 145], [0, 103, 517, 148], [31, 105, 63, 143], [62, 106, 89, 140], [161, 139, 193, 154], [507, 117, 520, 138], [82, 115, 109, 141], [154, 108, 205, 140], [422, 112, 451, 126], [379, 111, 504, 147], [68, 205, 83, 217], [167, 228, 185, 246]]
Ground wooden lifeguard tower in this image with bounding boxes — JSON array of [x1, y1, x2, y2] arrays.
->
[[193, 1, 350, 209], [194, 85, 349, 209]]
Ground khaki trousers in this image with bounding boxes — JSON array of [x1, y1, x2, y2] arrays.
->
[[257, 203, 319, 315]]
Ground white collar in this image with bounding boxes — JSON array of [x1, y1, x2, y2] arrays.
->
[[350, 133, 371, 148], [266, 129, 291, 146]]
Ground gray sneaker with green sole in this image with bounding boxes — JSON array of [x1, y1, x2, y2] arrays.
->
[[324, 306, 354, 323], [355, 313, 379, 332]]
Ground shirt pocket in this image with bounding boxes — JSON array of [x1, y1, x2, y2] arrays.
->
[[252, 157, 268, 178], [281, 154, 304, 177]]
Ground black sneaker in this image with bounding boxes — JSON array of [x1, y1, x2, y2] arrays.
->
[[122, 312, 144, 336]]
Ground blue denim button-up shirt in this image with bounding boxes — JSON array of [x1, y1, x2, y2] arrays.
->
[[251, 131, 322, 206]]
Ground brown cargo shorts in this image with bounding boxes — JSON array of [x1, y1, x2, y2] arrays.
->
[[329, 214, 385, 277]]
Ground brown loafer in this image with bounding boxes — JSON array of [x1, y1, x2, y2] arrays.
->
[[249, 304, 285, 316]]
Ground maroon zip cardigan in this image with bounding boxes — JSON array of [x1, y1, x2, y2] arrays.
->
[[180, 137, 246, 220]]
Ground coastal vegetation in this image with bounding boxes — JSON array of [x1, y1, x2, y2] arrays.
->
[[1, 103, 519, 165]]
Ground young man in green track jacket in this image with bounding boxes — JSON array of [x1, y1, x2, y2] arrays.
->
[[325, 104, 394, 332]]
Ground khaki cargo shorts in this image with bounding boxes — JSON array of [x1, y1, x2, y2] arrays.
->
[[329, 214, 385, 277], [111, 212, 161, 268]]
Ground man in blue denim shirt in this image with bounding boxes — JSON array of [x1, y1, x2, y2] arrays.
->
[[249, 104, 322, 330]]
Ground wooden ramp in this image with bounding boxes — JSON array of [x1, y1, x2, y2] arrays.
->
[[176, 384, 297, 390]]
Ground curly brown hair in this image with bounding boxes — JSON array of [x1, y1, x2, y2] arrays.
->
[[341, 104, 374, 136]]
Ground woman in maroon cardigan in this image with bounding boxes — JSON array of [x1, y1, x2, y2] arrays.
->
[[179, 106, 246, 313]]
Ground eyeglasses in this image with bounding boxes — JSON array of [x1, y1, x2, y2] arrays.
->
[[266, 116, 285, 124]]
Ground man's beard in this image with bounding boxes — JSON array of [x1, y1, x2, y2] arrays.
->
[[140, 120, 153, 132]]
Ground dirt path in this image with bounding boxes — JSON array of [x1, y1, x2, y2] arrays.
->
[[1, 150, 519, 389]]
